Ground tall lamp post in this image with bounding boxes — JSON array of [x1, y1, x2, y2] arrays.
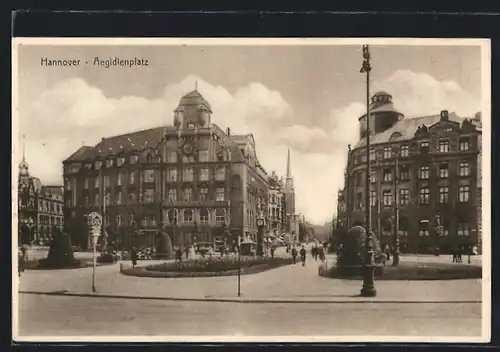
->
[[392, 147, 401, 266], [89, 212, 102, 293], [360, 44, 377, 297]]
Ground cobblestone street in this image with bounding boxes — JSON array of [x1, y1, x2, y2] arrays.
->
[[17, 294, 481, 339]]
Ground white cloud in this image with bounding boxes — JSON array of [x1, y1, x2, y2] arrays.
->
[[17, 69, 480, 225], [273, 125, 329, 151], [373, 69, 480, 118]]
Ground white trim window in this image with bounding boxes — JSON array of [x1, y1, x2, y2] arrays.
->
[[215, 188, 225, 201], [458, 223, 470, 236]]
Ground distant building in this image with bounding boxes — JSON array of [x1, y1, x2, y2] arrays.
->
[[18, 140, 64, 245], [341, 91, 482, 254], [62, 89, 272, 250], [267, 171, 285, 236]]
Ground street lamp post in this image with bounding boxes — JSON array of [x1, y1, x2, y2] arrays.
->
[[360, 44, 376, 297], [89, 212, 103, 293], [392, 147, 401, 266]]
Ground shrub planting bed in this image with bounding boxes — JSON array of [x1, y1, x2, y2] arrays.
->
[[319, 261, 482, 281], [121, 256, 293, 278]]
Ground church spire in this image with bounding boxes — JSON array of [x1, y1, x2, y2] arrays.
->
[[22, 134, 26, 162], [19, 134, 30, 177], [286, 147, 292, 179]]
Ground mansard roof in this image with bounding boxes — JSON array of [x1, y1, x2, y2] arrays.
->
[[354, 112, 481, 149]]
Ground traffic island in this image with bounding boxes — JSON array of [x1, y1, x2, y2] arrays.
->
[[121, 256, 294, 278], [319, 261, 482, 280]]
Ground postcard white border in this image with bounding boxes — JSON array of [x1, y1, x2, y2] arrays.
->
[[11, 37, 491, 344]]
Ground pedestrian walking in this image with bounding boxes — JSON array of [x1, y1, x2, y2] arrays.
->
[[131, 247, 138, 268], [300, 246, 306, 267], [175, 247, 183, 263], [185, 246, 190, 260], [270, 247, 275, 259], [18, 249, 25, 277], [457, 247, 463, 263], [291, 247, 297, 264], [452, 248, 457, 263], [319, 246, 325, 261]]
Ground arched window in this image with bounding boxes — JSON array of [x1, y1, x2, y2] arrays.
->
[[389, 132, 403, 141]]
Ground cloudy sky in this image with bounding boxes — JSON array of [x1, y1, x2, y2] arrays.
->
[[15, 41, 483, 225]]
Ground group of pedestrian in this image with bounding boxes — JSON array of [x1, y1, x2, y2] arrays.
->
[[452, 246, 474, 264], [311, 244, 325, 261], [290, 245, 308, 266]]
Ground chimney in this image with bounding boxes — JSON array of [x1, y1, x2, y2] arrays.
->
[[440, 110, 449, 121], [227, 127, 231, 136], [474, 112, 482, 122]]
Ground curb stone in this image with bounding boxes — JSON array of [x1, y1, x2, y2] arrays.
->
[[19, 290, 482, 304]]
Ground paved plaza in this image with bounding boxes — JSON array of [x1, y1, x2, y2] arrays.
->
[[18, 250, 482, 303], [16, 249, 484, 339]]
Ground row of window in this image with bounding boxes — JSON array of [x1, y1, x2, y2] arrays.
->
[[380, 221, 471, 237], [70, 167, 227, 191], [66, 149, 218, 174], [355, 137, 472, 164], [359, 185, 472, 208], [38, 215, 63, 226], [359, 161, 472, 185], [269, 193, 283, 205], [417, 223, 471, 236], [19, 199, 63, 214], [80, 187, 227, 207], [110, 208, 227, 227]]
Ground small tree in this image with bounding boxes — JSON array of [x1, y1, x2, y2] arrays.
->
[[41, 229, 78, 268], [155, 231, 173, 259]]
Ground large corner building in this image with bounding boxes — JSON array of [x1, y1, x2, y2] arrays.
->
[[62, 89, 297, 249], [338, 91, 482, 254]]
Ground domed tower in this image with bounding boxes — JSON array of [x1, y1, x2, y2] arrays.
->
[[173, 88, 212, 130], [358, 91, 404, 139]]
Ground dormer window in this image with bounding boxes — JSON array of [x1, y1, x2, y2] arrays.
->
[[130, 155, 138, 164], [105, 159, 113, 168], [95, 161, 102, 170]]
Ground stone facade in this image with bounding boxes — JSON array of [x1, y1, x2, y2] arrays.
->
[[340, 91, 482, 254], [18, 145, 64, 245], [62, 90, 272, 250]]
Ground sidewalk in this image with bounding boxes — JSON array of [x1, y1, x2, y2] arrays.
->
[[18, 255, 483, 304]]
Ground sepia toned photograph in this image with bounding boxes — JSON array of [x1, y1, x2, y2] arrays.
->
[[12, 38, 491, 343]]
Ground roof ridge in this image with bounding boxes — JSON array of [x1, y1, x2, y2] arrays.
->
[[96, 125, 170, 144]]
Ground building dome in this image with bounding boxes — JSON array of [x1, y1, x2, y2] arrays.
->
[[178, 90, 212, 112], [174, 89, 212, 128], [19, 159, 29, 177], [371, 91, 392, 104]]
